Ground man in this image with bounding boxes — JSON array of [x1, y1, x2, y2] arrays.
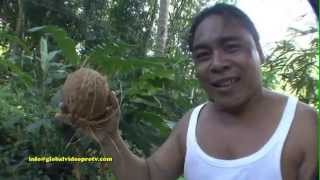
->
[[57, 3, 317, 180]]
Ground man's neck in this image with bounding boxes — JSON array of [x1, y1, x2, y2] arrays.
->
[[209, 88, 270, 123]]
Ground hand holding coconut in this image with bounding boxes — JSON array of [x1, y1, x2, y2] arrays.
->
[[54, 68, 169, 180], [55, 68, 120, 143]]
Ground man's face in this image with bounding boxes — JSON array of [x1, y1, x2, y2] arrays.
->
[[192, 15, 262, 110]]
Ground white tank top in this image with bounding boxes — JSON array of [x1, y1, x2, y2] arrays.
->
[[184, 96, 298, 180]]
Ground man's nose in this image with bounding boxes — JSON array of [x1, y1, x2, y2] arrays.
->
[[209, 50, 230, 73]]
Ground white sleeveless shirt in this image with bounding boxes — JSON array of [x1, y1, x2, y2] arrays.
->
[[184, 96, 298, 180]]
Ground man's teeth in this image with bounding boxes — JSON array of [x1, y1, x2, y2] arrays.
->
[[217, 79, 237, 87]]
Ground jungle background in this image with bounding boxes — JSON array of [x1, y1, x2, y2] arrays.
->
[[0, 0, 318, 179]]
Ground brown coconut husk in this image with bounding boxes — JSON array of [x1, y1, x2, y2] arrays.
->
[[62, 68, 119, 128], [60, 68, 123, 173], [59, 68, 121, 174]]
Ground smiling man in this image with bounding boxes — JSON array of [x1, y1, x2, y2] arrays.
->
[[183, 4, 317, 180], [57, 3, 317, 180]]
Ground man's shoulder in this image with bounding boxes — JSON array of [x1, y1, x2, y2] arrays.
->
[[286, 96, 317, 153], [267, 91, 316, 117], [266, 90, 316, 129], [175, 103, 206, 130], [175, 107, 195, 136], [294, 100, 317, 130], [174, 103, 207, 153], [296, 100, 317, 118]]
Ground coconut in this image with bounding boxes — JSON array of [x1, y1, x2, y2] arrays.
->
[[59, 68, 121, 158], [62, 68, 114, 124]]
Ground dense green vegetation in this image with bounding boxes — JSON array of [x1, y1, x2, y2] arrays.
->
[[0, 0, 317, 179]]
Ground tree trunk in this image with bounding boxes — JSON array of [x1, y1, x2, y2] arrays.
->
[[141, 0, 158, 56], [11, 0, 25, 56], [156, 0, 170, 56], [16, 0, 24, 38]]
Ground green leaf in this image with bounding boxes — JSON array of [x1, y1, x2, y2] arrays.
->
[[0, 32, 31, 54], [0, 59, 33, 86], [40, 37, 49, 75], [28, 26, 80, 65], [92, 56, 166, 75], [138, 112, 170, 136]]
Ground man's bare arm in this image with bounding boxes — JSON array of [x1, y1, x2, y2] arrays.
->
[[147, 113, 189, 180], [297, 104, 317, 180], [99, 112, 190, 180], [100, 132, 149, 180]]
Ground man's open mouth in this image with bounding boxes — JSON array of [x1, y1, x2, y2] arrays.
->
[[211, 77, 240, 88]]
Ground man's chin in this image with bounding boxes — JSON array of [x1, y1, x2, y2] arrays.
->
[[209, 96, 245, 113]]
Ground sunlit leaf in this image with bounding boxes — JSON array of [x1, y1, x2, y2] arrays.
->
[[28, 26, 80, 65]]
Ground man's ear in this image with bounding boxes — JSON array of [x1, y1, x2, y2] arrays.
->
[[191, 57, 200, 78]]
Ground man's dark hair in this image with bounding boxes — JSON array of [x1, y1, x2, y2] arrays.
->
[[188, 3, 261, 52]]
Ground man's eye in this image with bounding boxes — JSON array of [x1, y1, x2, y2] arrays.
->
[[195, 52, 210, 59], [224, 44, 240, 53]]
